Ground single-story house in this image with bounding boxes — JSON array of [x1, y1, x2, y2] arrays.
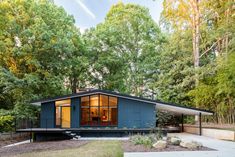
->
[[18, 89, 213, 140]]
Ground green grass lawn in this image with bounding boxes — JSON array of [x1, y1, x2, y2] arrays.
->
[[16, 141, 123, 157]]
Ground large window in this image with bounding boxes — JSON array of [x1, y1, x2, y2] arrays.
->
[[80, 94, 118, 126]]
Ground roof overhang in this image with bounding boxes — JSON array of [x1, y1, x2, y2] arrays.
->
[[155, 102, 213, 116], [31, 102, 41, 106], [31, 89, 213, 116], [31, 90, 157, 106]]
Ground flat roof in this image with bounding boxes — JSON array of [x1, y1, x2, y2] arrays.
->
[[31, 89, 213, 116]]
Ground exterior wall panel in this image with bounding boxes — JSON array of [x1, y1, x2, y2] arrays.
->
[[71, 97, 80, 128], [40, 101, 55, 128], [118, 98, 156, 128], [40, 96, 156, 129]]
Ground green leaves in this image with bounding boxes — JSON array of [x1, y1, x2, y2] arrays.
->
[[0, 0, 234, 125], [188, 53, 235, 123], [84, 2, 164, 96], [0, 115, 14, 132], [0, 0, 82, 119]]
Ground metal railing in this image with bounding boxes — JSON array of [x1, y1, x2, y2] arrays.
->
[[15, 118, 40, 130], [16, 118, 72, 130]]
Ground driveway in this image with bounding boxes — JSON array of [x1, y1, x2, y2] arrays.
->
[[124, 133, 235, 157]]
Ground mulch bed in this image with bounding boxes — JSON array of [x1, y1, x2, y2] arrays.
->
[[0, 139, 216, 157], [0, 140, 89, 157], [122, 141, 215, 152]]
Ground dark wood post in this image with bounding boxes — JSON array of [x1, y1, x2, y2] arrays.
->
[[181, 114, 184, 132], [30, 119, 32, 143], [15, 117, 17, 132], [199, 112, 202, 136]]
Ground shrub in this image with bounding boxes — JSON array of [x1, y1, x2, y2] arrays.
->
[[156, 110, 180, 127], [0, 115, 15, 132], [0, 109, 13, 116], [130, 133, 163, 148], [130, 134, 152, 147], [150, 128, 163, 140]]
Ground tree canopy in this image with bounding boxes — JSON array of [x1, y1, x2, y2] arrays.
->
[[83, 2, 165, 97], [0, 0, 234, 124], [0, 0, 85, 118]]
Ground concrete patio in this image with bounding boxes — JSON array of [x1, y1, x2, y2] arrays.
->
[[124, 133, 235, 157]]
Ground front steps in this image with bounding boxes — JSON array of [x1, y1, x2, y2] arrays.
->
[[64, 131, 80, 140]]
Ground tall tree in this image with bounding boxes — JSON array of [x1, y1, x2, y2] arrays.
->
[[189, 53, 235, 124], [150, 31, 195, 106], [0, 0, 82, 117], [162, 0, 201, 67], [84, 2, 165, 96], [160, 0, 235, 123], [64, 29, 89, 94]]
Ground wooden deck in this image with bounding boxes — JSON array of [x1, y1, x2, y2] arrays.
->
[[17, 127, 179, 133], [17, 127, 180, 139]]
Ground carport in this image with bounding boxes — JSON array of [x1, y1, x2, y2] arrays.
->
[[155, 101, 213, 135]]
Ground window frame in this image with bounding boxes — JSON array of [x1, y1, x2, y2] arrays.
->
[[55, 99, 71, 128], [80, 94, 118, 127]]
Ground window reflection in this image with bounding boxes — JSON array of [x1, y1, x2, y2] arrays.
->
[[109, 96, 117, 106], [90, 95, 99, 106], [80, 94, 118, 126], [100, 95, 108, 107], [81, 96, 89, 107]]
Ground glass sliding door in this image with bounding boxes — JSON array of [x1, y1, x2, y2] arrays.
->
[[80, 94, 118, 126], [55, 99, 71, 128], [56, 106, 61, 126], [61, 107, 71, 128]]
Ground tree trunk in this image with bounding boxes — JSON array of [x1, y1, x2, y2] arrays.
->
[[70, 68, 78, 94], [192, 0, 200, 122], [225, 8, 229, 61], [194, 0, 200, 70], [191, 0, 200, 86], [71, 77, 77, 94]]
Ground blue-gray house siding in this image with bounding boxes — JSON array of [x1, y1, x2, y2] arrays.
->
[[71, 97, 80, 128], [40, 96, 156, 129], [118, 98, 156, 128], [40, 101, 55, 128]]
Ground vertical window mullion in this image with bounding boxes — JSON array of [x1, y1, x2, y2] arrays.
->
[[60, 106, 62, 128], [108, 96, 110, 126], [89, 95, 90, 126], [98, 94, 100, 126]]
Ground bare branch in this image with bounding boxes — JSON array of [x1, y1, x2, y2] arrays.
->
[[199, 33, 232, 58]]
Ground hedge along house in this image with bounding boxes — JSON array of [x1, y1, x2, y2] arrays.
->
[[18, 89, 213, 140]]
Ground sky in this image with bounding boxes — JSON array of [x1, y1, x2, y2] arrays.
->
[[54, 0, 164, 32]]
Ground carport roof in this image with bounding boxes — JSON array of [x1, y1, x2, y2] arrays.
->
[[31, 89, 213, 116]]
